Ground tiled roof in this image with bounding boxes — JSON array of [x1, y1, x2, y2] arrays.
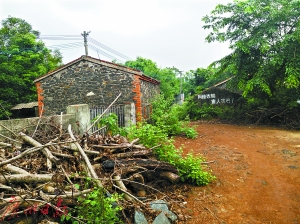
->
[[11, 102, 38, 110], [33, 55, 160, 85]]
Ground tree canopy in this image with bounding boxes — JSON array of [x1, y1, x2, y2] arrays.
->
[[202, 0, 300, 107], [125, 57, 180, 99], [0, 16, 62, 119]]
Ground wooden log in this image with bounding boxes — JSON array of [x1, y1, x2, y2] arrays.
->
[[90, 138, 144, 151], [102, 159, 179, 174], [0, 174, 52, 184], [159, 171, 180, 183], [94, 149, 152, 162], [0, 195, 27, 207], [112, 175, 133, 201], [1, 164, 30, 175], [63, 143, 100, 155], [0, 142, 21, 149], [68, 125, 102, 188]]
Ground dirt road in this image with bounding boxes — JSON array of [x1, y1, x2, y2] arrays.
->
[[175, 122, 300, 224]]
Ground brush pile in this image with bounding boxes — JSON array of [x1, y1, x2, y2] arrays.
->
[[0, 118, 189, 223]]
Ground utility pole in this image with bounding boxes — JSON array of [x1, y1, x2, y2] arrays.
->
[[179, 70, 183, 94], [81, 31, 90, 56], [178, 70, 184, 104]]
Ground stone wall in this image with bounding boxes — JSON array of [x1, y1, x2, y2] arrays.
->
[[38, 60, 136, 116], [140, 79, 160, 106], [0, 104, 135, 139], [0, 114, 76, 138], [140, 79, 160, 119]]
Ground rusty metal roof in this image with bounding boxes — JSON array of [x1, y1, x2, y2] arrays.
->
[[11, 102, 38, 110]]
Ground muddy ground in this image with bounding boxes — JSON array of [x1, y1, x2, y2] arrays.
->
[[174, 121, 300, 224]]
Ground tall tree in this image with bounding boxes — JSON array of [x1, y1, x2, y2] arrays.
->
[[0, 17, 62, 119], [183, 68, 232, 95], [125, 57, 180, 99], [202, 0, 300, 107]]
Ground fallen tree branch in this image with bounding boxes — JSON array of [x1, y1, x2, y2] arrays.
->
[[1, 164, 30, 175], [19, 132, 60, 169], [68, 124, 103, 188], [0, 133, 21, 144], [94, 149, 152, 162], [0, 124, 17, 137], [0, 142, 21, 149], [0, 174, 52, 184], [31, 105, 43, 138], [63, 143, 100, 155], [0, 141, 75, 167], [0, 145, 44, 167], [113, 175, 134, 201]]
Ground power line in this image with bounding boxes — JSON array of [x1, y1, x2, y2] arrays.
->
[[40, 35, 81, 37], [39, 37, 81, 40], [47, 42, 82, 50], [88, 44, 124, 63], [38, 35, 81, 41], [39, 33, 131, 62], [88, 36, 131, 61]]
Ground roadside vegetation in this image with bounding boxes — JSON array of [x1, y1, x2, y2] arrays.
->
[[0, 0, 299, 222]]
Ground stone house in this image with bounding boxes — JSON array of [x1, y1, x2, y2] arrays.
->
[[33, 55, 160, 126]]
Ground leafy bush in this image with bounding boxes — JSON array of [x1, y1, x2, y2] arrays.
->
[[76, 187, 122, 224], [150, 95, 198, 139], [61, 178, 123, 224], [123, 123, 215, 185], [184, 100, 218, 120], [91, 113, 121, 135]]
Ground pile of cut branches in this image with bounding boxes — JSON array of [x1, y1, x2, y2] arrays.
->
[[0, 117, 189, 223]]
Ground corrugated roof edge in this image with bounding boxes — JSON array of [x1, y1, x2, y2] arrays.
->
[[11, 102, 38, 110], [33, 55, 160, 85], [213, 77, 234, 88]]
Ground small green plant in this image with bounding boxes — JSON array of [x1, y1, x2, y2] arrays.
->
[[76, 187, 122, 224], [92, 113, 120, 135], [61, 177, 123, 224]]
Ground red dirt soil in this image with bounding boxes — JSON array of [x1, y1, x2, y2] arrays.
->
[[174, 121, 300, 224]]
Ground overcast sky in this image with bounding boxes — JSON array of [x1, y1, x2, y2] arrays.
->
[[1, 0, 233, 72]]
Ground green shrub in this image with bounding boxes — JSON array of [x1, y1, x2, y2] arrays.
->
[[91, 113, 121, 135], [61, 178, 123, 224], [76, 187, 122, 224], [122, 123, 215, 185], [150, 95, 198, 139]]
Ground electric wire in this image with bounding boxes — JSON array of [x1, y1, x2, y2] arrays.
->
[[38, 35, 81, 41], [88, 37, 131, 61], [21, 34, 130, 61], [47, 42, 83, 50], [88, 44, 124, 63]]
